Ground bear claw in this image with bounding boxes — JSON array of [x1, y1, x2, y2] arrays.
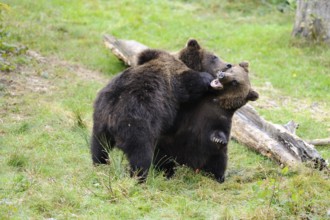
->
[[210, 131, 228, 145], [211, 137, 224, 144]]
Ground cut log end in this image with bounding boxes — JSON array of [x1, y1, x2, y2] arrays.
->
[[103, 34, 148, 66]]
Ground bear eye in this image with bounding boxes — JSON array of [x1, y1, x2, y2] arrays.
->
[[212, 55, 218, 60], [231, 80, 239, 86]]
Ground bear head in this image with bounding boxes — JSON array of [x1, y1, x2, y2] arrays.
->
[[136, 48, 224, 90], [211, 61, 259, 110], [176, 39, 232, 76]]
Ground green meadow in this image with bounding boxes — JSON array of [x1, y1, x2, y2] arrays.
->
[[1, 0, 329, 219]]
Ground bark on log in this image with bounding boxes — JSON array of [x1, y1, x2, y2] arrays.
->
[[292, 0, 330, 42], [103, 34, 328, 170], [232, 105, 326, 169]]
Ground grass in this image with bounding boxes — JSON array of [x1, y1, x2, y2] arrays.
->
[[1, 0, 329, 219]]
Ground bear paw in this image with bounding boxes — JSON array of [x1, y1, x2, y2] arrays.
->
[[210, 131, 228, 145], [216, 175, 225, 183]]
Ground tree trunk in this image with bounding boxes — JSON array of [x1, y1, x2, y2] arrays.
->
[[103, 35, 328, 170], [292, 0, 330, 42]]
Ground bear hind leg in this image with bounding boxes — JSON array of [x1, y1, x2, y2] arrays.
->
[[153, 148, 176, 179], [117, 119, 159, 182], [91, 132, 115, 165], [125, 141, 155, 183]]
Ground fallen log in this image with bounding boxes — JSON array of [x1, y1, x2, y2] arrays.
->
[[232, 105, 326, 169], [103, 35, 327, 170], [103, 35, 148, 67]]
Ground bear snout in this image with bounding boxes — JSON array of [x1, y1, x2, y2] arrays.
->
[[218, 72, 235, 84], [217, 71, 225, 79]]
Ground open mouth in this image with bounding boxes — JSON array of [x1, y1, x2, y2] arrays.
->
[[210, 79, 223, 90], [210, 70, 226, 90]]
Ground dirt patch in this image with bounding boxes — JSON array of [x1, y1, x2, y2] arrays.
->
[[27, 50, 105, 82], [1, 50, 106, 96], [0, 50, 107, 128]]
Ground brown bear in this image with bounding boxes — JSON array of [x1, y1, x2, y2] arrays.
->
[[153, 62, 259, 183], [174, 39, 232, 76], [90, 49, 222, 182]]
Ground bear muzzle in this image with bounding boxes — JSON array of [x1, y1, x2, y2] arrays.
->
[[210, 71, 226, 90], [216, 71, 235, 84]]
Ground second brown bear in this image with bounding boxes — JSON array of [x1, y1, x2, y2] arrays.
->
[[154, 62, 259, 183]]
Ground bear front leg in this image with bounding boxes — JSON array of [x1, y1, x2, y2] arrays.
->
[[204, 152, 228, 183], [178, 71, 215, 103]]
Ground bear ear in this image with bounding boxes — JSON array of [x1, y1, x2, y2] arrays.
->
[[137, 49, 161, 65], [247, 89, 259, 101], [239, 61, 249, 72], [186, 39, 201, 50]]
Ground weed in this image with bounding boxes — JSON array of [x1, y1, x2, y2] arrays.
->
[[73, 110, 86, 129]]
